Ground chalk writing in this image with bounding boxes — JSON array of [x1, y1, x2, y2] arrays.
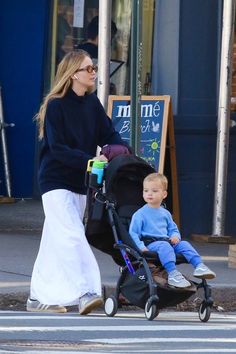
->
[[111, 99, 165, 170]]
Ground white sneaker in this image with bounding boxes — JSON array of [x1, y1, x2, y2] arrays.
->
[[193, 263, 216, 279], [168, 270, 191, 288], [26, 298, 67, 313], [78, 293, 103, 315]]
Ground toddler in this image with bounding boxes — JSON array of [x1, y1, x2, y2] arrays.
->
[[129, 173, 216, 288]]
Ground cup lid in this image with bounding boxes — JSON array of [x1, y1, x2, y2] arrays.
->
[[92, 160, 106, 168]]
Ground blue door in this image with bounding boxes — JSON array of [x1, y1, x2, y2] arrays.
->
[[0, 0, 50, 197]]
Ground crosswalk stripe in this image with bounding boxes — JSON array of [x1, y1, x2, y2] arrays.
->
[[87, 337, 236, 344], [0, 311, 235, 321], [114, 350, 236, 353], [0, 313, 235, 353], [0, 351, 107, 354], [0, 351, 235, 354], [2, 315, 235, 322], [110, 350, 236, 353], [0, 324, 236, 332], [0, 352, 115, 354]]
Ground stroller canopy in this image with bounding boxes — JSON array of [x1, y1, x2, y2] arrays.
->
[[104, 154, 155, 208]]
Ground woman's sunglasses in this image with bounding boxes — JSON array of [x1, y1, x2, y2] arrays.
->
[[77, 65, 98, 73]]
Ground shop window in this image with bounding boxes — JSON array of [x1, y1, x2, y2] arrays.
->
[[50, 0, 155, 96], [111, 0, 155, 95], [231, 31, 236, 112], [142, 0, 155, 94], [56, 2, 73, 64]]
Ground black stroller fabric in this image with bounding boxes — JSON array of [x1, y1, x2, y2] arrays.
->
[[85, 154, 196, 310], [85, 154, 154, 264], [120, 267, 195, 309]]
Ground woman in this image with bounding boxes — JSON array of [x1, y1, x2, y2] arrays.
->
[[27, 50, 125, 315]]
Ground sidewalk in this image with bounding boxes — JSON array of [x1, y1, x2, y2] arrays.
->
[[0, 198, 235, 312]]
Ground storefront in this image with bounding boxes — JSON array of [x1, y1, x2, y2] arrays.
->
[[44, 0, 154, 96], [0, 0, 235, 237]]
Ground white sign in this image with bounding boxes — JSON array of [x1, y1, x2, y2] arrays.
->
[[73, 0, 85, 28]]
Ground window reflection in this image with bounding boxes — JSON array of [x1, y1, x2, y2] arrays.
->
[[54, 0, 155, 95], [56, 1, 74, 65]]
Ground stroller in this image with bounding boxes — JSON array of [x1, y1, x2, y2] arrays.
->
[[85, 154, 214, 321]]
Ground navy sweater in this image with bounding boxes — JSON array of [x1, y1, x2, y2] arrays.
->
[[38, 88, 123, 195]]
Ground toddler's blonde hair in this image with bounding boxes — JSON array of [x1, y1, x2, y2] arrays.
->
[[143, 173, 168, 191]]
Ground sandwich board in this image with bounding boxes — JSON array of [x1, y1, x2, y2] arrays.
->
[[107, 95, 180, 226]]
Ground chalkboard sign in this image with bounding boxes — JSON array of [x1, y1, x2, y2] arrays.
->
[[108, 95, 171, 172], [108, 95, 180, 226]]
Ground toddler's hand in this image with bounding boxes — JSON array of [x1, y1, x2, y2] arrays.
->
[[141, 246, 149, 252], [170, 236, 180, 245]]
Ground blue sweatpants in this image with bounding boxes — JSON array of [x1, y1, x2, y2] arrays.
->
[[147, 240, 202, 273]]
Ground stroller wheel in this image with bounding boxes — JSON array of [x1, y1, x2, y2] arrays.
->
[[198, 302, 211, 322], [145, 300, 159, 321], [104, 295, 118, 317]]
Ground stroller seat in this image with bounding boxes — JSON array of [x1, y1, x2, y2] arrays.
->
[[117, 204, 188, 267]]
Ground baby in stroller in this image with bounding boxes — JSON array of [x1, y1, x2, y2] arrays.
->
[[85, 153, 215, 321], [129, 172, 216, 288]]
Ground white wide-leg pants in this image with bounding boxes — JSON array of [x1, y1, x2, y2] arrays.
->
[[30, 189, 102, 306]]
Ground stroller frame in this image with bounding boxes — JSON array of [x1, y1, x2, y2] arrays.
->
[[105, 200, 213, 321]]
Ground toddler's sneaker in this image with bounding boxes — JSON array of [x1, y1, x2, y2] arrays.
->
[[78, 293, 103, 315], [193, 263, 216, 279], [168, 269, 191, 288], [26, 298, 67, 313]]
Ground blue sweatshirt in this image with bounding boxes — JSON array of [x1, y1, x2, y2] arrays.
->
[[38, 88, 123, 195], [129, 204, 181, 250]]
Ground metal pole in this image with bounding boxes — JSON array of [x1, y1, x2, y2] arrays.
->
[[97, 0, 111, 110], [50, 0, 58, 86], [0, 86, 14, 198], [212, 0, 235, 236], [130, 0, 142, 155]]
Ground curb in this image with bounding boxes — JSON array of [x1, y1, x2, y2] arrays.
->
[[104, 284, 236, 312], [1, 285, 236, 312]]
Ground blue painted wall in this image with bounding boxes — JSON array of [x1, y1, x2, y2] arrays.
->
[[177, 0, 220, 237], [0, 0, 49, 197], [154, 0, 236, 237]]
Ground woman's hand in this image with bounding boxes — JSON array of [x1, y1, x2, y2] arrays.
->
[[93, 154, 108, 162]]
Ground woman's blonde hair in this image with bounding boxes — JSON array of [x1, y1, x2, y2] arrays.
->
[[143, 173, 168, 191], [35, 50, 94, 140]]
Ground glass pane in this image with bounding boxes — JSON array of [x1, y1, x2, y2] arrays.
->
[[142, 0, 155, 95], [231, 27, 236, 112], [111, 0, 155, 95], [55, 0, 98, 67], [56, 0, 75, 65], [52, 0, 155, 95]]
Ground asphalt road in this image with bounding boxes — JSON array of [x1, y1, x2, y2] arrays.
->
[[0, 310, 236, 353]]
